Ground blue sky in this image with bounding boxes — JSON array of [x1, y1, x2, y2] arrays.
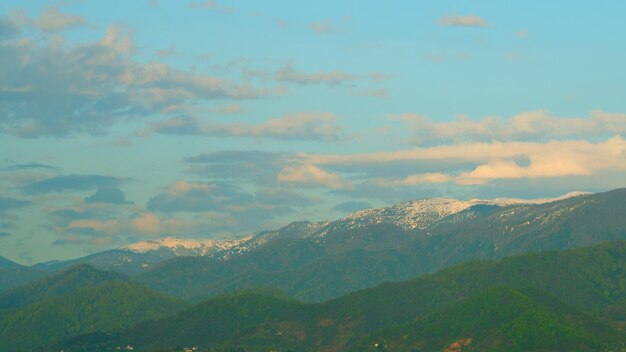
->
[[2, 0, 626, 264]]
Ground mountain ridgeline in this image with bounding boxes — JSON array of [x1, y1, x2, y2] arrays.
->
[[132, 188, 626, 302], [0, 256, 22, 269]]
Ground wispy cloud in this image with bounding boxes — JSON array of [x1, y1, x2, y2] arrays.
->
[[0, 23, 276, 137], [22, 175, 125, 194], [84, 187, 133, 205], [516, 30, 528, 38], [0, 163, 57, 172], [35, 6, 87, 32], [390, 110, 626, 144], [274, 65, 356, 86], [147, 112, 343, 141], [147, 181, 243, 212], [277, 164, 352, 189], [373, 173, 453, 187], [143, 181, 309, 234], [0, 197, 33, 212], [310, 19, 334, 34], [349, 88, 388, 98], [185, 150, 287, 181], [188, 0, 238, 13], [1, 6, 86, 34], [439, 14, 488, 27], [131, 212, 194, 236]]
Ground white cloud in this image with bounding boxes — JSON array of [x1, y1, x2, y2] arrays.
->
[[167, 181, 211, 196], [1, 6, 86, 33], [278, 164, 352, 189], [132, 213, 161, 235], [390, 110, 626, 144], [440, 15, 488, 27], [128, 212, 193, 236], [375, 173, 453, 187], [36, 6, 87, 32], [0, 24, 276, 137], [299, 136, 626, 186]]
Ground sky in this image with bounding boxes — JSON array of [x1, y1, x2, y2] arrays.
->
[[2, 0, 626, 264]]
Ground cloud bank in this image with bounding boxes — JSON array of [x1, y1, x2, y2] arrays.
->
[[0, 21, 276, 137]]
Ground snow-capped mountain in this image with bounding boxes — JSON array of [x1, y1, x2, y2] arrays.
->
[[366, 194, 588, 230], [318, 191, 591, 234], [135, 189, 623, 303], [124, 236, 253, 257], [221, 192, 593, 254], [341, 198, 499, 231], [29, 191, 592, 275]]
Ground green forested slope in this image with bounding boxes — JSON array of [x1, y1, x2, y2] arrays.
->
[[0, 264, 124, 308], [354, 287, 621, 352], [58, 241, 626, 351], [0, 281, 187, 351]]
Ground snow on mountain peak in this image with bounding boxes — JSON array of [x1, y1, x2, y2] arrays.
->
[[342, 192, 589, 230], [124, 236, 252, 256], [343, 198, 490, 230], [123, 192, 592, 255]]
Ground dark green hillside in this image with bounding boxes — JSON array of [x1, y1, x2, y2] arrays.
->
[[603, 297, 626, 331], [0, 266, 48, 293], [139, 222, 417, 292], [136, 237, 327, 299], [0, 263, 125, 308], [137, 224, 430, 302], [59, 289, 302, 351], [354, 287, 620, 352], [269, 241, 626, 350], [58, 241, 626, 352], [0, 255, 21, 269], [0, 281, 187, 351], [182, 248, 426, 302], [127, 290, 302, 350]]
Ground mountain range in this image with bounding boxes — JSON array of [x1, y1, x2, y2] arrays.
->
[[3, 189, 626, 303], [134, 188, 626, 301], [1, 189, 626, 350]]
